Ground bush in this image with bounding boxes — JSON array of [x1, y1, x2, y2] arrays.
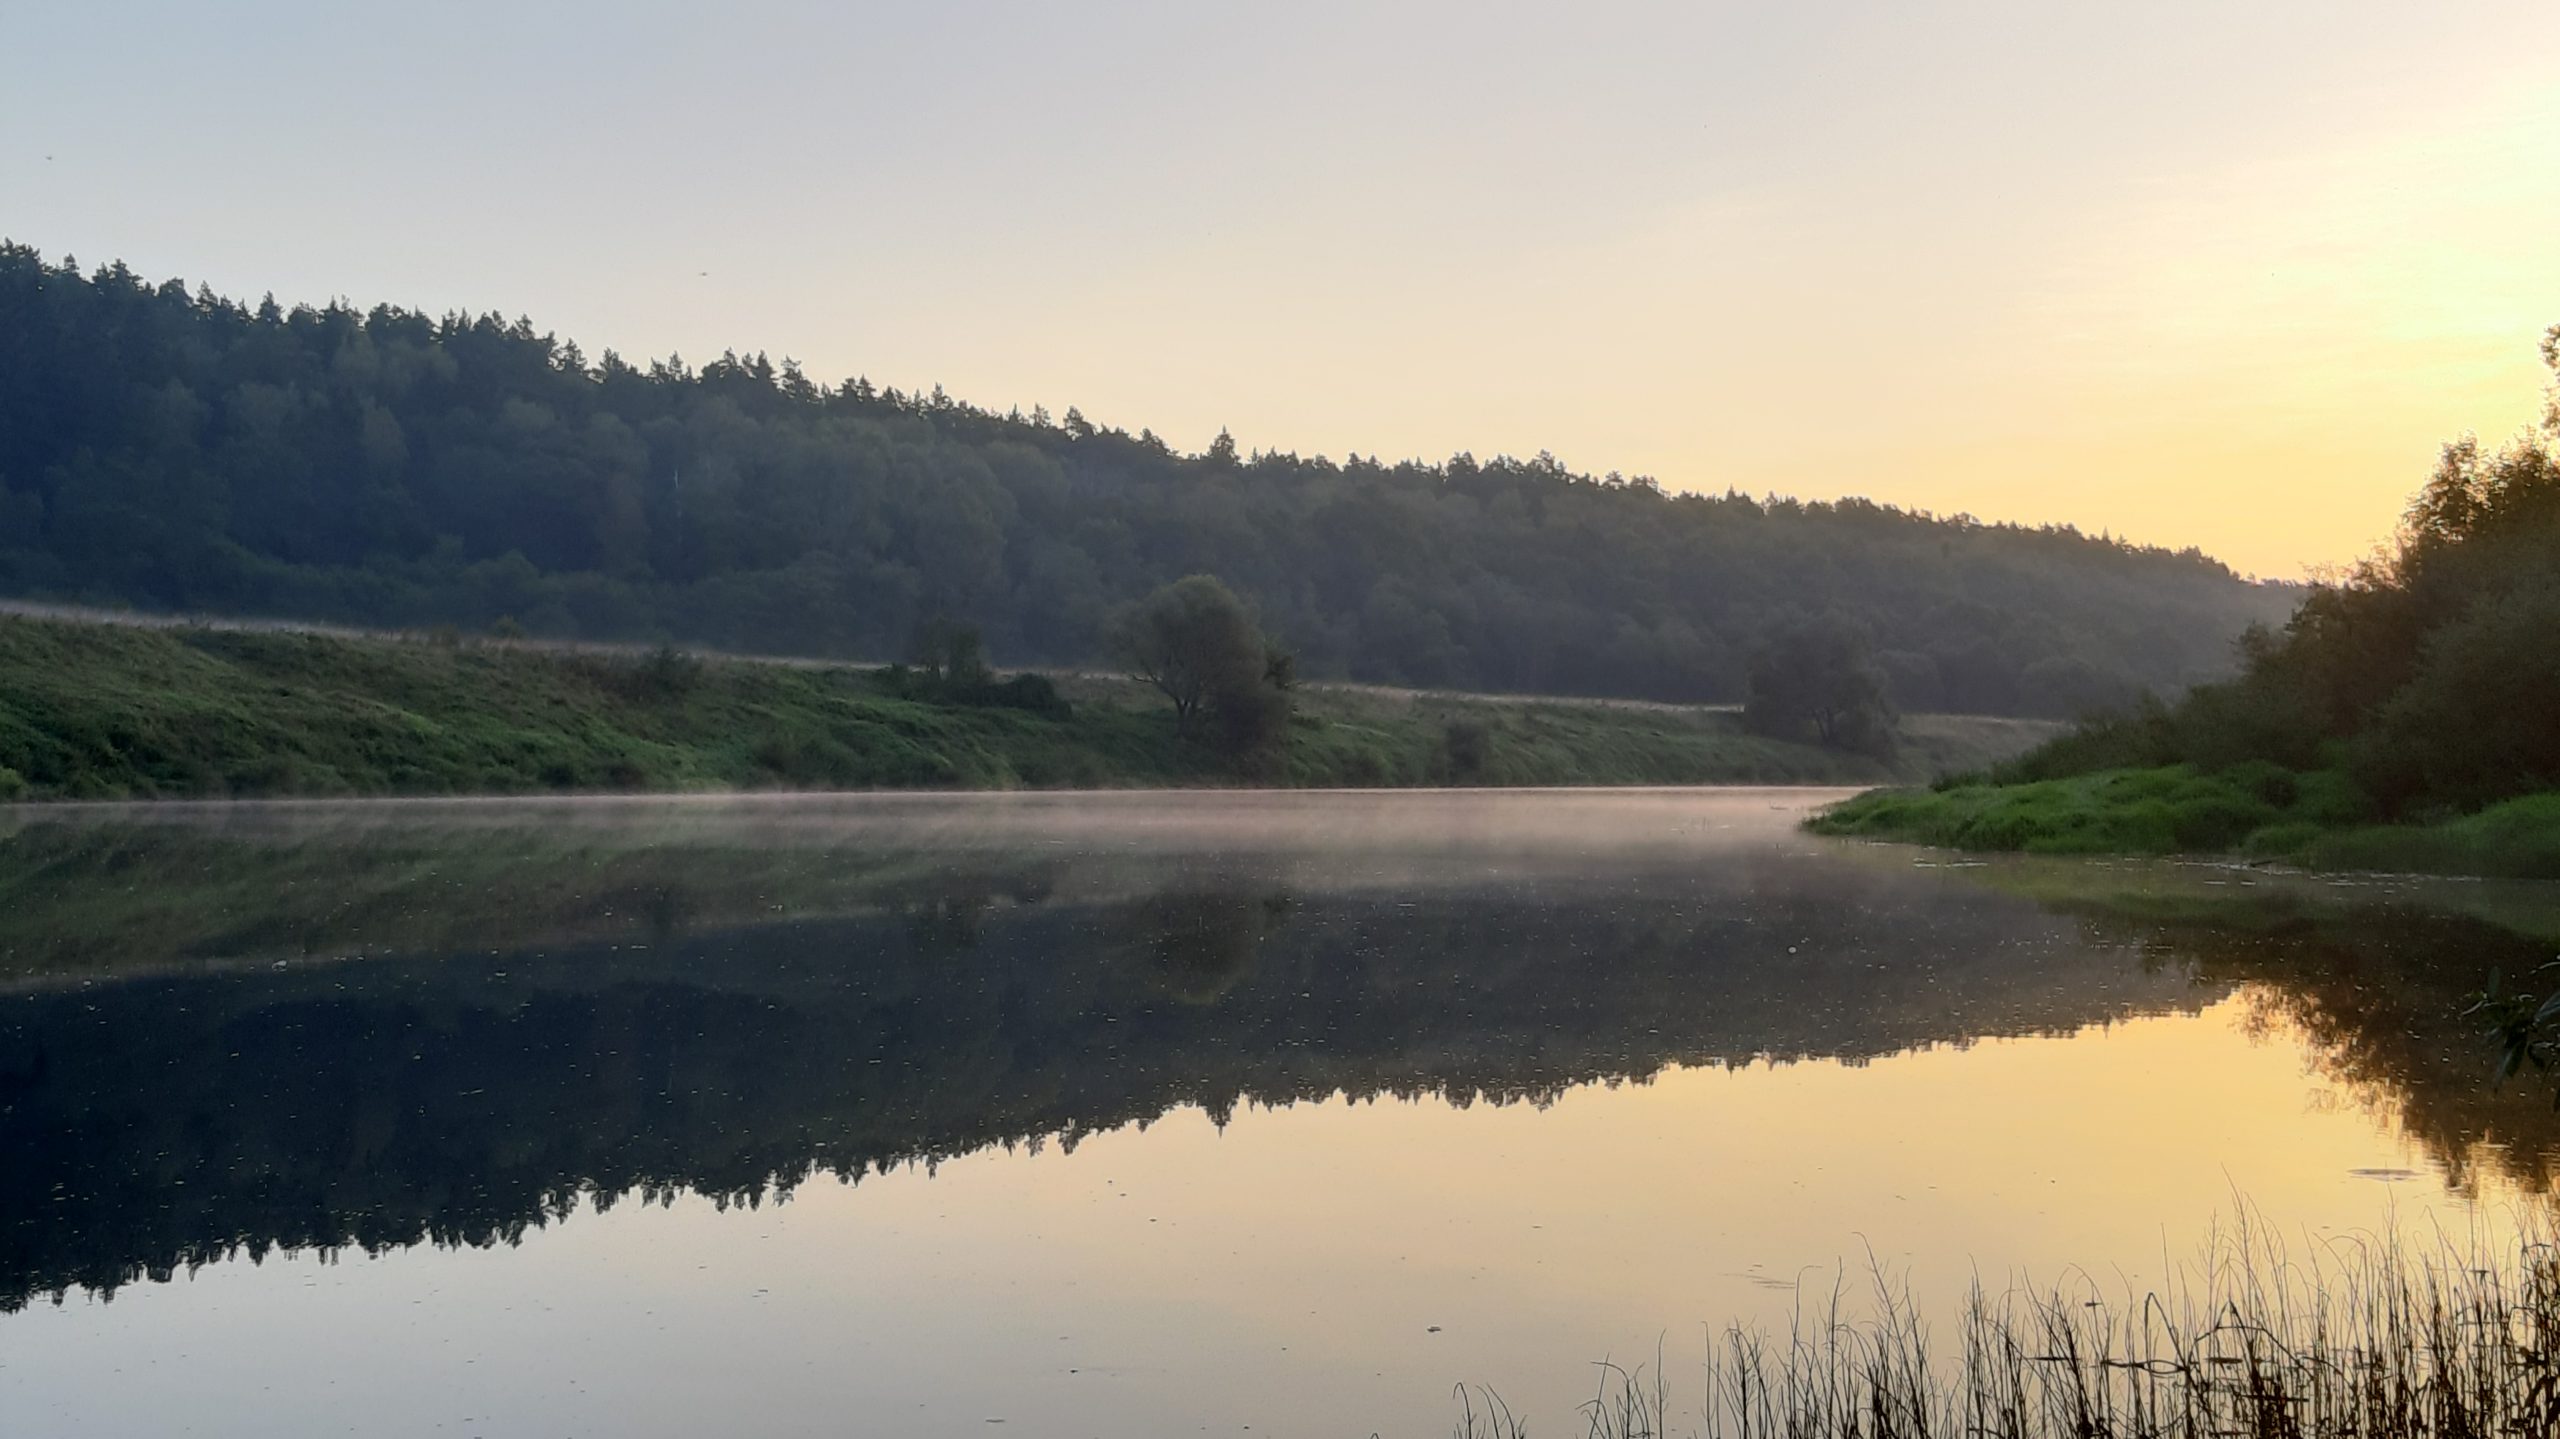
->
[[1440, 719, 1493, 780], [2216, 759, 2298, 808], [632, 643, 704, 698], [984, 673, 1068, 715], [2166, 792, 2276, 849], [2243, 820, 2324, 858], [2292, 768, 2376, 826], [2353, 579, 2560, 812], [1995, 697, 2176, 782]]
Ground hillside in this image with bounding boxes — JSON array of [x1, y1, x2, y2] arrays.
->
[[0, 245, 2289, 716], [0, 612, 2050, 801]]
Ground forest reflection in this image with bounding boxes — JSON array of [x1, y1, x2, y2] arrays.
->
[[1, 794, 2552, 1316]]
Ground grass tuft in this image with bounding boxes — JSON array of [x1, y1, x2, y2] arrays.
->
[[1460, 1211, 2560, 1438]]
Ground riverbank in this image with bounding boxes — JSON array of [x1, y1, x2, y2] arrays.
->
[[0, 614, 2050, 800], [1811, 763, 2560, 879]]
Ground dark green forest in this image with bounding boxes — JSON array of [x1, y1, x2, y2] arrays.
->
[[1818, 326, 2560, 869], [1991, 329, 2560, 813], [0, 245, 2288, 714]]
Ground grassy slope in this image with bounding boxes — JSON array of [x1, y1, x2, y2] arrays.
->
[[0, 615, 2047, 800], [1813, 763, 2560, 879]]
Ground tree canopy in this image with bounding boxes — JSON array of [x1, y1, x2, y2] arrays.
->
[[1999, 325, 2560, 817], [1744, 616, 1898, 755], [0, 244, 2290, 714]]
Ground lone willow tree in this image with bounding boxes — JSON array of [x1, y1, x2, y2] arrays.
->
[[1110, 575, 1292, 758]]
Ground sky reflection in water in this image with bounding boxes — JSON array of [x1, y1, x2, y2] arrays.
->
[[0, 789, 2551, 1437]]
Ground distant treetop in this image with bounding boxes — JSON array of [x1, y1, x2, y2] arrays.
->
[[0, 242, 2288, 714]]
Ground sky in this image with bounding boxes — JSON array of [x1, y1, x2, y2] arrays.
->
[[5, 1, 2558, 578]]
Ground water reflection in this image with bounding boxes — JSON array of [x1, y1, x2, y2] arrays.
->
[[1, 791, 2555, 1436], [1959, 856, 2560, 1191], [1, 791, 2210, 1314]]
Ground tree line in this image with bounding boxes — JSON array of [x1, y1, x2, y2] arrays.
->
[[2001, 325, 2560, 815], [0, 244, 2289, 715]]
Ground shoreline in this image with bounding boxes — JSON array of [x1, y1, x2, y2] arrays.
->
[[1809, 765, 2560, 882]]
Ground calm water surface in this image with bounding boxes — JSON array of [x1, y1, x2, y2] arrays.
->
[[1, 788, 2555, 1436]]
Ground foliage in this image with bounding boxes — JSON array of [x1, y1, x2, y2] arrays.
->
[[1816, 764, 2356, 860], [1108, 574, 1291, 760], [1832, 322, 2560, 855], [1439, 719, 1494, 780], [2467, 960, 2560, 1100], [904, 615, 990, 690], [2154, 340, 2560, 814], [1743, 614, 1897, 755], [2303, 792, 2560, 879], [0, 244, 2287, 714], [1820, 766, 2560, 880]]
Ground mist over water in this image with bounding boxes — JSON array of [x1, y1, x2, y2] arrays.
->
[[0, 789, 2551, 1436]]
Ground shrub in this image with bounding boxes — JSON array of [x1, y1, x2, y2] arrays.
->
[[2216, 759, 2298, 807], [2167, 792, 2275, 850], [633, 643, 704, 698], [978, 673, 1070, 716], [1441, 719, 1493, 780], [2243, 820, 2324, 858]]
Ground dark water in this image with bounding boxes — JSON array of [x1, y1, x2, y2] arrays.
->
[[0, 789, 2554, 1436]]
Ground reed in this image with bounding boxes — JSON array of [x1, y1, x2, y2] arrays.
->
[[1461, 1210, 2560, 1438]]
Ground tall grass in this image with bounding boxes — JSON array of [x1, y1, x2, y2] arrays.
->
[[1459, 1212, 2560, 1438]]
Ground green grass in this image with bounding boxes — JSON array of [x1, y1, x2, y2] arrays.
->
[[2302, 793, 2560, 879], [0, 615, 2050, 801], [1813, 761, 2560, 879]]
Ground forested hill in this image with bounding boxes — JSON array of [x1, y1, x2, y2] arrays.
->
[[0, 245, 2289, 714]]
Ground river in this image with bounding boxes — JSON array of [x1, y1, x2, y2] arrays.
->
[[0, 789, 2550, 1435]]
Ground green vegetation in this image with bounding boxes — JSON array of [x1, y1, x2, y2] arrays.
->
[[0, 245, 2286, 714], [1819, 766, 2560, 879], [1499, 1218, 2560, 1439], [1816, 324, 2560, 878], [0, 612, 2049, 801], [1817, 763, 2367, 860], [1107, 573, 1295, 760], [1742, 613, 1897, 756]]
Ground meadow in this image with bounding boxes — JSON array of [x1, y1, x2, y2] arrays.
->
[[0, 613, 2047, 801]]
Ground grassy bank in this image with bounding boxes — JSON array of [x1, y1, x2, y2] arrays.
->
[[0, 614, 2047, 800], [1812, 762, 2560, 878]]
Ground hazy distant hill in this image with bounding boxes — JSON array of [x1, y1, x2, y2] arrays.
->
[[0, 245, 2291, 715]]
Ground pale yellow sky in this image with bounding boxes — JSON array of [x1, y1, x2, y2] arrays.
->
[[7, 2, 2557, 577]]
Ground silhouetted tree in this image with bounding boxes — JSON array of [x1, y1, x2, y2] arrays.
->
[[1744, 616, 1897, 754], [906, 616, 990, 691], [1110, 575, 1290, 758]]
